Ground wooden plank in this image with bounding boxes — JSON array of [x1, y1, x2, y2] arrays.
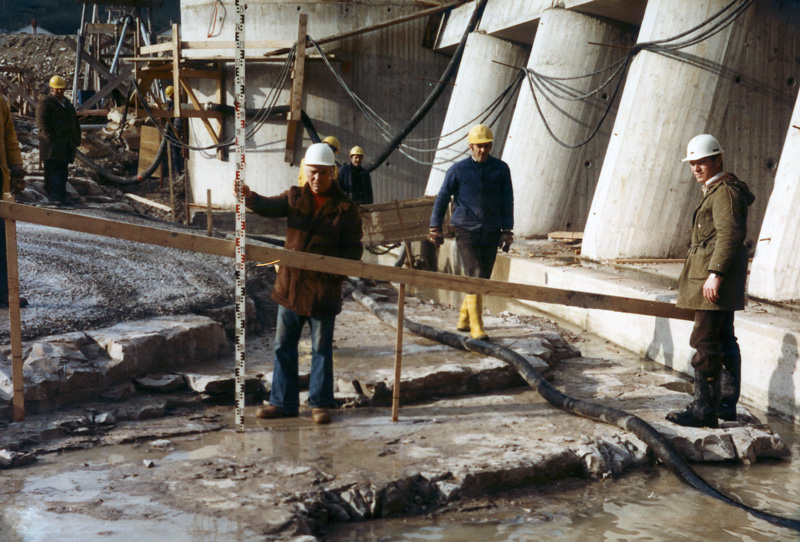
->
[[4, 216, 25, 421], [360, 196, 437, 245], [180, 77, 221, 145], [285, 14, 307, 163], [265, 0, 467, 57], [548, 231, 584, 241], [139, 41, 175, 55], [77, 67, 133, 111], [125, 193, 171, 212], [138, 125, 162, 178], [0, 75, 38, 110], [0, 202, 696, 322]]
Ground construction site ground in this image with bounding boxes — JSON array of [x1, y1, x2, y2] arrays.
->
[[1, 215, 798, 542]]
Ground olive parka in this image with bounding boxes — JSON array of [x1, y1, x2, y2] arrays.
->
[[676, 173, 755, 311], [247, 182, 363, 318], [36, 94, 81, 163]]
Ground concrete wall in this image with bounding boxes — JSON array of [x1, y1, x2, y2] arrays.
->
[[582, 0, 799, 260], [180, 0, 452, 208], [502, 8, 634, 237]]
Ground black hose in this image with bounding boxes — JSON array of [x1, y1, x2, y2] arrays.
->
[[204, 103, 321, 144], [75, 133, 167, 187], [350, 285, 800, 533], [362, 0, 489, 173]]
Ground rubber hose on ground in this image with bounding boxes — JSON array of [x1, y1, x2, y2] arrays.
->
[[349, 284, 800, 532], [76, 132, 167, 186]]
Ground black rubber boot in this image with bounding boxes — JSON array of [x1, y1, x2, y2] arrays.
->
[[666, 371, 721, 428], [719, 356, 741, 422]]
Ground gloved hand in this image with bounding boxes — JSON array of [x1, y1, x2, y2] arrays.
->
[[9, 165, 26, 194], [498, 230, 514, 252], [427, 227, 444, 246]]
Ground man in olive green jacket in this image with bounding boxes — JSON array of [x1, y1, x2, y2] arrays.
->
[[667, 134, 754, 428]]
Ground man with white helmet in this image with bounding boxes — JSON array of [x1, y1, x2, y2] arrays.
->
[[338, 145, 373, 204], [243, 143, 363, 424], [428, 124, 514, 341], [298, 135, 340, 187], [36, 75, 81, 204], [667, 134, 754, 428]]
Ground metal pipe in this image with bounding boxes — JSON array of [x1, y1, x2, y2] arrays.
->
[[109, 16, 132, 76]]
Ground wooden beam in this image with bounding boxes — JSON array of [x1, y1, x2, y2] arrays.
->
[[77, 67, 133, 111], [4, 215, 25, 421], [285, 14, 307, 164], [0, 202, 695, 322], [265, 0, 468, 57], [0, 75, 38, 110], [140, 40, 295, 55], [179, 77, 221, 145]]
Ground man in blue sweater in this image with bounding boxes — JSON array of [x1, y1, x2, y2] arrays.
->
[[428, 124, 514, 340]]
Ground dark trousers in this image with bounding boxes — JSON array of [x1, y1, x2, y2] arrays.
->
[[43, 159, 69, 202], [454, 227, 501, 279], [689, 310, 740, 376]]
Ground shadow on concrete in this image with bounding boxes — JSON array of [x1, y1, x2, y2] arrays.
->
[[769, 334, 798, 419]]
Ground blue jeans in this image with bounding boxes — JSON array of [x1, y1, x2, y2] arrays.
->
[[270, 305, 337, 413]]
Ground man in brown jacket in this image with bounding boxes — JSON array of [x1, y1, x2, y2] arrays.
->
[[667, 134, 754, 428], [36, 75, 81, 204], [0, 94, 28, 308], [244, 143, 363, 424]]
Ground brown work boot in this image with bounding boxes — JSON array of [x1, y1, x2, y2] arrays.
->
[[311, 408, 331, 424], [255, 405, 296, 419]]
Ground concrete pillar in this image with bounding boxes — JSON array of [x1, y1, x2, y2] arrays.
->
[[424, 32, 527, 196], [749, 102, 800, 302], [582, 0, 799, 261], [501, 8, 634, 237]]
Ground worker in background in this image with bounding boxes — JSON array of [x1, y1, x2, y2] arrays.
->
[[428, 124, 514, 340], [164, 85, 185, 176], [243, 143, 363, 424], [338, 146, 373, 205], [299, 135, 340, 186], [0, 94, 28, 308], [36, 75, 81, 205], [667, 134, 754, 427]]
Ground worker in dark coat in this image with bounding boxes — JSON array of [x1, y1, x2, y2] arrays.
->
[[0, 94, 28, 308], [36, 75, 81, 204], [338, 146, 373, 205], [428, 124, 514, 341], [667, 134, 754, 428], [244, 143, 363, 424]]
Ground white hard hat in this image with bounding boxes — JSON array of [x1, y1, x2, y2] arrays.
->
[[682, 134, 723, 162], [304, 143, 336, 166]]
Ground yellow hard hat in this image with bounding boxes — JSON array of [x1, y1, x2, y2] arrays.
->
[[49, 75, 66, 89], [322, 135, 340, 153], [467, 124, 493, 144], [350, 146, 364, 156], [165, 85, 174, 98]]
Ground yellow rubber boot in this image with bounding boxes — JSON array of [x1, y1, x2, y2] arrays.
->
[[457, 297, 470, 331], [466, 294, 488, 340]]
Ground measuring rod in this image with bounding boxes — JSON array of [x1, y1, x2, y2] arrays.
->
[[233, 0, 246, 432]]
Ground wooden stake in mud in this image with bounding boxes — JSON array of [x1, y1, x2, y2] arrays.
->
[[4, 202, 24, 421], [391, 201, 415, 422], [233, 0, 247, 432], [168, 141, 175, 222]]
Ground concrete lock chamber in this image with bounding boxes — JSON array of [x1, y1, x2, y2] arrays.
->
[[424, 32, 527, 197], [500, 7, 634, 238], [581, 0, 799, 261]]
